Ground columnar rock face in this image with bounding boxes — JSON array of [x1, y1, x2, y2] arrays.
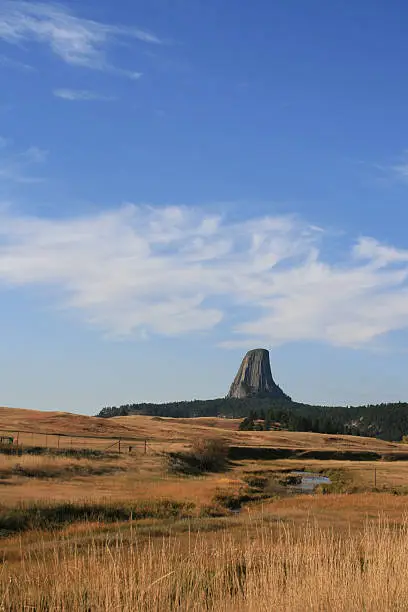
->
[[227, 348, 289, 400]]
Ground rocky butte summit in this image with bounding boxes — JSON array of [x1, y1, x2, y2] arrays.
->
[[227, 348, 291, 400]]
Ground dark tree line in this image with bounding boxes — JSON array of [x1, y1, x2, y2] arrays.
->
[[97, 397, 294, 420], [97, 399, 408, 442]]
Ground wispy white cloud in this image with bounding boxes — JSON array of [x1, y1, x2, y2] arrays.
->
[[381, 150, 408, 181], [0, 53, 34, 71], [0, 1, 161, 77], [1, 204, 408, 348], [53, 88, 115, 101], [0, 144, 48, 183], [392, 163, 408, 179], [353, 236, 408, 267]]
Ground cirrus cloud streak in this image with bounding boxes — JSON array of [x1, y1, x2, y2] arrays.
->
[[0, 1, 161, 78]]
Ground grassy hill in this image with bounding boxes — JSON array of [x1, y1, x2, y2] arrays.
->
[[0, 406, 403, 453]]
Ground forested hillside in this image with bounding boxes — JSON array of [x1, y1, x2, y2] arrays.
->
[[97, 399, 408, 441]]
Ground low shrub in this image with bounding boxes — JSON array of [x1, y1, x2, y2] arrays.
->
[[212, 489, 269, 511], [191, 438, 229, 471], [168, 438, 229, 475], [278, 475, 302, 486], [316, 469, 354, 494], [243, 475, 269, 491]]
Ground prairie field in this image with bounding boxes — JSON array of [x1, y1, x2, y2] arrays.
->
[[2, 407, 408, 610], [1, 406, 404, 451]]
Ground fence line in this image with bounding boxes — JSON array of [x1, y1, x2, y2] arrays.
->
[[0, 428, 160, 455], [0, 427, 151, 442]]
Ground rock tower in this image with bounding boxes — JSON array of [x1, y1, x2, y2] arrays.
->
[[227, 348, 290, 400]]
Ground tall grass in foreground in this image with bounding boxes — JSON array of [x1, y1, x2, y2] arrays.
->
[[2, 518, 408, 611]]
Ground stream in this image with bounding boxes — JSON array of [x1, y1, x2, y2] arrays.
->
[[290, 471, 332, 492]]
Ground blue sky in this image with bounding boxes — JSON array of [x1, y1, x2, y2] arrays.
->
[[1, 0, 408, 413]]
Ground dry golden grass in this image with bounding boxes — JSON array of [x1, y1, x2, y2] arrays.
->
[[254, 492, 408, 531], [0, 408, 407, 521], [238, 457, 408, 489], [0, 447, 243, 509], [0, 452, 124, 480], [0, 406, 403, 453], [0, 408, 407, 517], [3, 407, 408, 609], [3, 517, 408, 610], [0, 469, 242, 509], [112, 414, 404, 452]]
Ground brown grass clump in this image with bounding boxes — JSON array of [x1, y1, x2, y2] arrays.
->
[[168, 437, 229, 474], [0, 453, 121, 479], [2, 517, 408, 610]]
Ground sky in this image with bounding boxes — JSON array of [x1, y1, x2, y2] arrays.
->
[[2, 1, 408, 413]]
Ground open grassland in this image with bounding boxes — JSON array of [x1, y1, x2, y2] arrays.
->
[[0, 452, 124, 480], [3, 517, 408, 610], [2, 407, 408, 609], [1, 407, 408, 514], [0, 406, 402, 448], [1, 406, 406, 455]]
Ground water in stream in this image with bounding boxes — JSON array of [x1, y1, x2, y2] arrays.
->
[[290, 471, 332, 492]]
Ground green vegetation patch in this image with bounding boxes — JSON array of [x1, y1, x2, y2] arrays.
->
[[9, 462, 123, 479], [0, 446, 114, 459], [0, 500, 195, 537], [228, 447, 385, 461], [316, 469, 355, 494]]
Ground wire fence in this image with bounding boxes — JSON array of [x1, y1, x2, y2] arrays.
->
[[0, 428, 154, 455]]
